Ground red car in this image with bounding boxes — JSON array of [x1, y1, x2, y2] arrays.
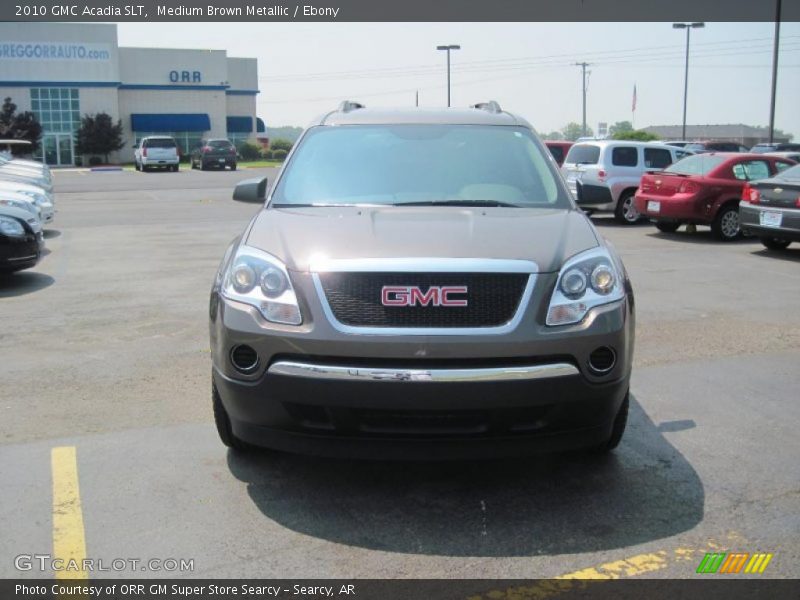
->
[[545, 141, 573, 167], [634, 153, 796, 240]]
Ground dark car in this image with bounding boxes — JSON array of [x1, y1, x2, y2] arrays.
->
[[544, 141, 573, 167], [740, 163, 800, 251], [191, 138, 238, 171], [0, 206, 44, 274], [750, 142, 800, 154], [684, 141, 749, 154], [634, 153, 796, 240], [209, 101, 635, 460]]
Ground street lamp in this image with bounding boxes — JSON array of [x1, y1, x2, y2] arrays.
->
[[436, 44, 460, 107], [673, 22, 704, 140]]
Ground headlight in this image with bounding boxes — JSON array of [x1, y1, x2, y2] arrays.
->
[[0, 199, 37, 216], [0, 216, 25, 236], [17, 190, 48, 207], [546, 246, 624, 326], [222, 245, 302, 325]]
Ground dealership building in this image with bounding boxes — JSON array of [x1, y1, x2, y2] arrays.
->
[[0, 22, 262, 165]]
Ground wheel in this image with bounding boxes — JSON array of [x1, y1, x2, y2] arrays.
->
[[134, 160, 140, 171], [711, 204, 741, 241], [190, 159, 196, 169], [614, 190, 640, 225], [596, 391, 629, 453], [200, 161, 207, 171], [212, 379, 248, 450], [230, 163, 237, 171], [174, 164, 179, 172], [142, 164, 149, 172], [655, 221, 681, 233], [760, 237, 791, 250]]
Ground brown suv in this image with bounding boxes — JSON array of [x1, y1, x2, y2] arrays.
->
[[209, 101, 635, 459]]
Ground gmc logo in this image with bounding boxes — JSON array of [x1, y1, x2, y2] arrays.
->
[[381, 285, 468, 307]]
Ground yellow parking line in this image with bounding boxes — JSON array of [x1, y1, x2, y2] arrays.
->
[[467, 548, 699, 599], [51, 446, 88, 580]]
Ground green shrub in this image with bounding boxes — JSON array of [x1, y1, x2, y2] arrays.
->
[[88, 155, 103, 166], [270, 138, 293, 153], [272, 148, 288, 161], [262, 149, 273, 160], [237, 142, 263, 161]]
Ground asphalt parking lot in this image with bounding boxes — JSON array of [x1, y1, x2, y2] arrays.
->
[[1, 167, 799, 582]]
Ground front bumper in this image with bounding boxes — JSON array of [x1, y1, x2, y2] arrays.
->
[[740, 201, 800, 242], [210, 270, 634, 458], [0, 230, 42, 272]]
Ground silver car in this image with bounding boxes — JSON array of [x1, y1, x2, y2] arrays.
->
[[210, 101, 635, 459]]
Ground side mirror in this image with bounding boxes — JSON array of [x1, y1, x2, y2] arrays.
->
[[232, 176, 268, 202]]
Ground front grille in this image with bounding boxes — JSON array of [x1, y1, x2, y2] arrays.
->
[[318, 272, 528, 328]]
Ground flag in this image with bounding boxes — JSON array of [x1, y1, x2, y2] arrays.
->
[[632, 84, 637, 112]]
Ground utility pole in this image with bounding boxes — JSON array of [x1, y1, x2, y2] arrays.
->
[[436, 45, 461, 107], [673, 22, 704, 140], [574, 62, 591, 137], [768, 0, 782, 144]]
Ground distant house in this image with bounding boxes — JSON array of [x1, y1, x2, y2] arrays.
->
[[642, 124, 791, 147]]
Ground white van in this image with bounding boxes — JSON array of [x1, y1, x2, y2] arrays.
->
[[134, 136, 180, 172], [561, 141, 691, 223]]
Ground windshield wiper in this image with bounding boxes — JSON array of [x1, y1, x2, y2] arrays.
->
[[393, 200, 522, 208]]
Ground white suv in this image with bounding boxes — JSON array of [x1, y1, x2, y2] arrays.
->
[[561, 141, 691, 223], [134, 136, 180, 172]]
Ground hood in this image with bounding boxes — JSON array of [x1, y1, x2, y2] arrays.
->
[[0, 205, 42, 233], [0, 180, 49, 197], [245, 206, 599, 273]]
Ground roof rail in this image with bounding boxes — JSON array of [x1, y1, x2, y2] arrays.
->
[[338, 100, 365, 113], [471, 101, 502, 114]]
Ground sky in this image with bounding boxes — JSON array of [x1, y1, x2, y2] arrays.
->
[[116, 22, 800, 138]]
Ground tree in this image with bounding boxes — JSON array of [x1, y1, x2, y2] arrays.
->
[[562, 122, 593, 141], [612, 130, 660, 141], [75, 112, 125, 163], [541, 131, 565, 140], [609, 121, 634, 136], [0, 97, 42, 154]]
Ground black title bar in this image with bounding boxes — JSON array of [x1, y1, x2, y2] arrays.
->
[[2, 0, 799, 22]]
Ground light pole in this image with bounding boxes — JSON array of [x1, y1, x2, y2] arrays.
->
[[673, 22, 704, 140], [436, 44, 460, 107], [768, 0, 782, 144]]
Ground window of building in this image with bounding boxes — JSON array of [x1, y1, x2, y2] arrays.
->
[[30, 87, 80, 165]]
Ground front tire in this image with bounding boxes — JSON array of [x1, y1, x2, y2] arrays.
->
[[230, 163, 237, 171], [711, 204, 741, 241], [655, 221, 681, 233], [212, 380, 248, 451], [760, 237, 791, 250], [614, 191, 640, 225]]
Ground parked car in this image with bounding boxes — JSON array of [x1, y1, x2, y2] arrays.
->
[[0, 203, 43, 274], [634, 153, 796, 240], [209, 101, 635, 459], [684, 141, 749, 153], [561, 140, 691, 224], [662, 141, 692, 148], [0, 190, 42, 221], [191, 138, 238, 170], [0, 181, 54, 225], [764, 151, 800, 163], [0, 142, 52, 178], [750, 142, 800, 154], [134, 136, 180, 172], [544, 141, 573, 167], [740, 163, 800, 251]]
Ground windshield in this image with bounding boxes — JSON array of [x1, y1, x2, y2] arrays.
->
[[664, 154, 727, 176], [270, 125, 569, 208], [145, 138, 176, 148], [209, 140, 233, 148], [564, 144, 600, 165]]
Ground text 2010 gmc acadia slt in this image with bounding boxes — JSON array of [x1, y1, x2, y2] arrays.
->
[[209, 101, 635, 459]]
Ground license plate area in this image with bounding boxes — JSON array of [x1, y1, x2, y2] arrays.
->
[[647, 200, 661, 213], [759, 211, 782, 228]]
